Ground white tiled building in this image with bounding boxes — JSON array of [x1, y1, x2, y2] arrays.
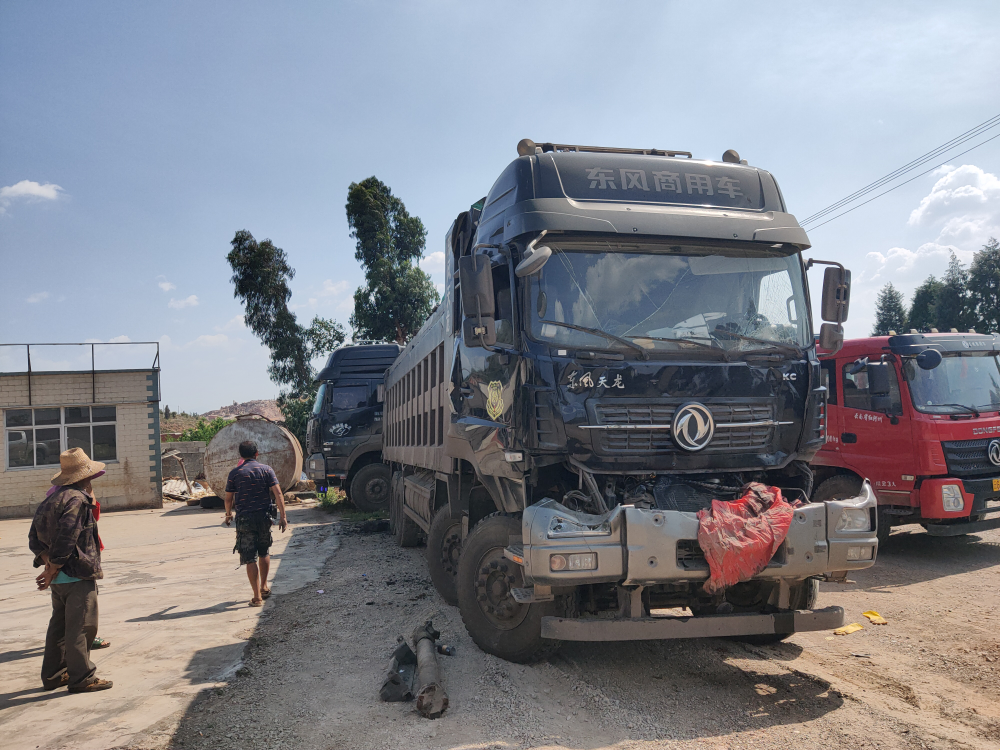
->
[[0, 367, 162, 518]]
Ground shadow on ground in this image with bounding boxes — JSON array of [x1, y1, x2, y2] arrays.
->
[[147, 525, 847, 750]]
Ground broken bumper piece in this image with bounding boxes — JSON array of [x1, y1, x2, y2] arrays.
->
[[540, 606, 845, 641]]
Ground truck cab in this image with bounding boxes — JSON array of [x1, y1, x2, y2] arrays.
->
[[814, 332, 1000, 540], [381, 140, 878, 662], [305, 343, 402, 511]]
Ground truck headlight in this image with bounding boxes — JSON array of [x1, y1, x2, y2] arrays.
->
[[835, 507, 871, 532], [941, 484, 965, 512], [550, 553, 597, 571]]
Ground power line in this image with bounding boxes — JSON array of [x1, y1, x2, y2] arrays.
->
[[804, 131, 1000, 232], [801, 112, 1000, 227]]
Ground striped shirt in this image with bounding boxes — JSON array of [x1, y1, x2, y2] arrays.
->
[[225, 460, 279, 518]]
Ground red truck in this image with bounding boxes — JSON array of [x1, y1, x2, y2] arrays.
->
[[813, 331, 1000, 543]]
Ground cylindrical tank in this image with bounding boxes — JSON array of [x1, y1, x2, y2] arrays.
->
[[203, 415, 303, 497]]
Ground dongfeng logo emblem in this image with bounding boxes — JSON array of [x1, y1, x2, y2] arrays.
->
[[989, 439, 1000, 466], [672, 402, 715, 452]]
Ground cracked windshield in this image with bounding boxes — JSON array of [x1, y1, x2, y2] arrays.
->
[[903, 353, 1000, 413], [528, 241, 809, 354]]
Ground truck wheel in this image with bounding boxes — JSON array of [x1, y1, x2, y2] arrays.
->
[[732, 579, 819, 645], [390, 475, 422, 548], [427, 506, 463, 606], [812, 475, 891, 544], [350, 463, 391, 513], [457, 513, 562, 663]]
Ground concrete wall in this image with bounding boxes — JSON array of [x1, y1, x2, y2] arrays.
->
[[161, 440, 206, 479], [0, 369, 162, 519]]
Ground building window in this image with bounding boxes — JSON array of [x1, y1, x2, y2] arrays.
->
[[4, 406, 117, 469]]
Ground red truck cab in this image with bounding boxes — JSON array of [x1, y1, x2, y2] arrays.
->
[[813, 331, 1000, 542]]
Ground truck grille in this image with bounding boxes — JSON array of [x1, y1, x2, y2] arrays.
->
[[942, 438, 1000, 477], [593, 401, 773, 454]]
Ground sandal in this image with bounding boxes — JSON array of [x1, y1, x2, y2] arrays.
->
[[92, 637, 111, 649], [249, 598, 263, 607], [44, 673, 69, 691], [69, 678, 113, 693], [261, 587, 272, 600]]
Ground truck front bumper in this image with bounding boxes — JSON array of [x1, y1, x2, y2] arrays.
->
[[521, 482, 879, 587], [541, 606, 845, 641]]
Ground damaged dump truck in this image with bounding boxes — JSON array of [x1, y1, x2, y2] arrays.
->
[[383, 139, 878, 662]]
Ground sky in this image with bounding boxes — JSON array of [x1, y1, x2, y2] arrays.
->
[[2, 2, 1000, 413]]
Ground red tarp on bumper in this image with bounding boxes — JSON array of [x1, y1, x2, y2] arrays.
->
[[696, 483, 797, 595]]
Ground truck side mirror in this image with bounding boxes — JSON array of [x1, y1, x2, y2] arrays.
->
[[459, 254, 497, 347], [818, 323, 844, 354], [867, 362, 892, 397], [821, 267, 851, 323]]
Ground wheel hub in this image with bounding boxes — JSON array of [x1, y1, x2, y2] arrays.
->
[[474, 548, 528, 630], [440, 528, 462, 575], [366, 478, 388, 500]]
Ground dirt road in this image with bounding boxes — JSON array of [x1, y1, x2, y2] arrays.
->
[[121, 519, 999, 750]]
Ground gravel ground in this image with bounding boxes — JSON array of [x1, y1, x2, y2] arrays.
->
[[124, 520, 1000, 750]]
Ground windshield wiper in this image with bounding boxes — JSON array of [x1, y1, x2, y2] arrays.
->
[[540, 320, 650, 360], [937, 403, 980, 419], [625, 335, 730, 360], [710, 330, 803, 356]]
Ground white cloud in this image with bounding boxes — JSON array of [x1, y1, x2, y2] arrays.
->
[[0, 180, 64, 213], [864, 164, 1000, 285], [190, 334, 229, 347], [420, 251, 446, 275], [158, 279, 176, 292], [216, 315, 247, 332], [26, 291, 49, 303], [168, 295, 199, 309], [108, 335, 131, 343], [908, 164, 1000, 247], [320, 279, 348, 297]]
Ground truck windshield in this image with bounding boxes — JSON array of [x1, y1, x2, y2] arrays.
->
[[312, 383, 327, 415], [527, 240, 809, 354], [903, 353, 1000, 414]]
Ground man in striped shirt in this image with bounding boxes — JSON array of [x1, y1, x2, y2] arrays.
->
[[224, 441, 288, 606]]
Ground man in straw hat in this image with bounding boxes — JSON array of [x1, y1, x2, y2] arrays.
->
[[28, 447, 113, 693]]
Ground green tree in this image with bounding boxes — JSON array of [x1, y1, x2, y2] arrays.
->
[[227, 230, 346, 394], [227, 230, 346, 449], [969, 237, 1000, 333], [177, 417, 234, 443], [907, 275, 943, 332], [935, 251, 972, 331], [346, 177, 439, 343], [872, 282, 907, 336]]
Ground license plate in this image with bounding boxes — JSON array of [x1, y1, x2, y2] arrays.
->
[[992, 478, 1000, 492]]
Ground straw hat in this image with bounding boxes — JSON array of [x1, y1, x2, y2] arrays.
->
[[51, 448, 106, 486]]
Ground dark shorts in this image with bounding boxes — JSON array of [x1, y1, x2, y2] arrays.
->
[[234, 511, 273, 565]]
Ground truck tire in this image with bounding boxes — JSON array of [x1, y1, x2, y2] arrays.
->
[[732, 578, 819, 645], [427, 506, 463, 606], [813, 475, 889, 545], [457, 513, 563, 663], [390, 475, 422, 548], [350, 463, 391, 513]]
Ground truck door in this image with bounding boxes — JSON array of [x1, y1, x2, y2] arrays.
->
[[838, 358, 912, 496], [322, 383, 376, 456], [455, 258, 519, 451]]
